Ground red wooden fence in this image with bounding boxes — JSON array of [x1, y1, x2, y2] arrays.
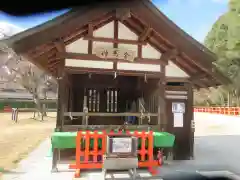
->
[[194, 107, 240, 115], [69, 130, 161, 178]]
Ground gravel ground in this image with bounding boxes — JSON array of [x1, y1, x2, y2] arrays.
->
[[2, 112, 240, 180]]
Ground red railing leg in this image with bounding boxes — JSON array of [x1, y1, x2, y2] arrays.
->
[[74, 131, 82, 178]]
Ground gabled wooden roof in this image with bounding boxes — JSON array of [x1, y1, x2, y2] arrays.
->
[[0, 0, 230, 88]]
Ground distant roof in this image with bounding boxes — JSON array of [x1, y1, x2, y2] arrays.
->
[[0, 0, 231, 88]]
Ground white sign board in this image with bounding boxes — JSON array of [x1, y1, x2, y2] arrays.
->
[[112, 138, 132, 153], [172, 102, 185, 113], [93, 47, 136, 62], [173, 112, 184, 127]]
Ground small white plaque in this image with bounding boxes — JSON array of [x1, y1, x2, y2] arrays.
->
[[172, 102, 185, 113], [173, 112, 184, 127], [112, 138, 132, 153]]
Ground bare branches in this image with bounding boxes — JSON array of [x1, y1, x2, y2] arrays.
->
[[0, 41, 57, 118]]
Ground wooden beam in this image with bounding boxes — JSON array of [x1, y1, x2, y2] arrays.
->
[[54, 39, 65, 52], [138, 44, 142, 59], [48, 59, 60, 70], [52, 39, 65, 78], [63, 112, 158, 117], [65, 66, 163, 78], [190, 72, 220, 88], [132, 3, 216, 65], [113, 20, 118, 48], [130, 8, 227, 86], [88, 23, 93, 54], [192, 79, 209, 89], [166, 77, 190, 83], [64, 12, 114, 45], [160, 49, 178, 62], [24, 54, 53, 77], [28, 13, 114, 58], [27, 12, 114, 58], [58, 52, 168, 65], [180, 52, 225, 85], [116, 8, 131, 21], [124, 18, 168, 51], [189, 73, 208, 81], [87, 23, 93, 37], [33, 49, 56, 64], [27, 43, 55, 58], [139, 26, 152, 42], [83, 36, 146, 45], [12, 7, 116, 53]]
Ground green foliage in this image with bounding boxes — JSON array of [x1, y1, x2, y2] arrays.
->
[[195, 0, 240, 106]]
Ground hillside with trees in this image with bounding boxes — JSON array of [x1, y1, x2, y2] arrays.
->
[[194, 0, 240, 107]]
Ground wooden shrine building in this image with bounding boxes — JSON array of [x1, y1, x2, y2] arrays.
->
[[1, 0, 230, 161]]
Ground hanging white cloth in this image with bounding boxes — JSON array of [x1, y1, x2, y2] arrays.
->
[[130, 101, 137, 112]]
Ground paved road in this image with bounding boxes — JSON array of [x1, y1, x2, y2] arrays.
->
[[159, 135, 240, 178], [161, 113, 240, 178], [2, 113, 240, 180]]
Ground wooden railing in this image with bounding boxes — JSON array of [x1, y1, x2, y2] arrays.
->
[[194, 107, 240, 115]]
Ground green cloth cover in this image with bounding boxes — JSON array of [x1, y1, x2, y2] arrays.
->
[[51, 131, 175, 149]]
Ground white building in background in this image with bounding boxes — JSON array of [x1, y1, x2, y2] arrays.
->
[[0, 76, 57, 99], [0, 76, 24, 90]]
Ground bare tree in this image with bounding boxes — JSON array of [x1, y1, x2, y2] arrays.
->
[[0, 31, 57, 120]]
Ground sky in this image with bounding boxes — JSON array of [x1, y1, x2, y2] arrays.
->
[[0, 0, 229, 42]]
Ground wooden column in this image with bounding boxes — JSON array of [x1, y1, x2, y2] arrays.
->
[[158, 81, 166, 131], [55, 39, 66, 130], [187, 83, 194, 159], [158, 64, 166, 131], [52, 61, 65, 172], [157, 49, 178, 131], [56, 72, 65, 130], [68, 76, 73, 113]]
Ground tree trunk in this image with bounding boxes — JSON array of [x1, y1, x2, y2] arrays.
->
[[227, 92, 230, 107], [219, 93, 225, 106], [33, 93, 45, 121], [237, 96, 240, 107], [42, 91, 47, 116]]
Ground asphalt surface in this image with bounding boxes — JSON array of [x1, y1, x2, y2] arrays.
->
[[2, 113, 240, 180], [159, 135, 240, 178]]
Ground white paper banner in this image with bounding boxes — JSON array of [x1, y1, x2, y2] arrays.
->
[[173, 112, 184, 127]]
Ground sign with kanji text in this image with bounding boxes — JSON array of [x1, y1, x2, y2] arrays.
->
[[93, 47, 136, 62]]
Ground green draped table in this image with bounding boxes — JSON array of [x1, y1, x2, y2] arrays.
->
[[51, 131, 175, 149]]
